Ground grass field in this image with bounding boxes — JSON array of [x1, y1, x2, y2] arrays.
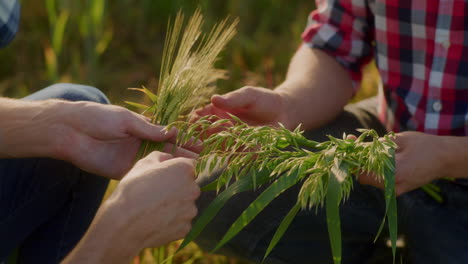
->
[[1, 1, 379, 263]]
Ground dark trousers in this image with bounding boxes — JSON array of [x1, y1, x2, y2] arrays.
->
[[195, 98, 468, 264], [0, 84, 110, 263]]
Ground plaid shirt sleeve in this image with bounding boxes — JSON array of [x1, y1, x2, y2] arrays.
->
[[0, 0, 20, 48], [302, 0, 374, 89]]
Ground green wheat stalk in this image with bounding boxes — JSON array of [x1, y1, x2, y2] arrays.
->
[[126, 9, 239, 159]]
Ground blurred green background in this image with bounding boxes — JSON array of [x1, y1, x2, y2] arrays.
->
[[0, 0, 334, 103], [1, 1, 379, 263]]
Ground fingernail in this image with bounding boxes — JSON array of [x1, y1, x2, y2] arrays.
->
[[212, 94, 225, 101], [165, 126, 177, 135]]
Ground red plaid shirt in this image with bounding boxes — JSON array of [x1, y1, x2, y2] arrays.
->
[[302, 0, 468, 136]]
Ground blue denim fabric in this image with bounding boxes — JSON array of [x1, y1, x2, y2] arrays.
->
[[0, 83, 109, 263], [0, 0, 20, 48], [195, 98, 468, 264]]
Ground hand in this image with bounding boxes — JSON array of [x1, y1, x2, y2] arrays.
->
[[358, 131, 446, 195], [191, 86, 294, 129], [63, 151, 200, 263], [111, 152, 200, 249], [52, 101, 196, 179]]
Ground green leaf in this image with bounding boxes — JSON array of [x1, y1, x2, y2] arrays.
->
[[421, 184, 443, 203], [129, 86, 158, 103], [178, 169, 272, 252], [262, 203, 301, 262], [326, 166, 343, 264], [384, 149, 398, 263], [201, 178, 220, 192], [52, 11, 69, 55], [125, 101, 150, 111], [91, 0, 105, 28], [212, 167, 303, 252], [373, 149, 397, 263], [45, 0, 57, 24]]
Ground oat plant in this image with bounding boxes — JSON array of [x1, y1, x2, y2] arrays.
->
[[126, 11, 399, 263], [126, 9, 239, 159], [125, 10, 438, 264], [169, 116, 399, 264]]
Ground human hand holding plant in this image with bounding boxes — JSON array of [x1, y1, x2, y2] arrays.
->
[[51, 101, 197, 180], [357, 131, 446, 196], [192, 86, 295, 130], [0, 98, 199, 180], [125, 9, 398, 264], [113, 152, 200, 248], [63, 151, 200, 264]]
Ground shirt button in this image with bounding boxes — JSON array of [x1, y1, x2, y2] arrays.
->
[[432, 101, 443, 112], [442, 39, 450, 49]]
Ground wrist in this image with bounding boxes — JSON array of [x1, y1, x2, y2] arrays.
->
[[0, 99, 68, 158], [274, 86, 299, 130], [64, 194, 141, 263], [31, 99, 73, 159], [43, 100, 76, 160], [96, 191, 144, 262], [437, 135, 468, 180]]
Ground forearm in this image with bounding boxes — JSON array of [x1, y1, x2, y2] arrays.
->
[[62, 196, 140, 264], [439, 136, 468, 179], [0, 97, 65, 159], [275, 45, 354, 130]]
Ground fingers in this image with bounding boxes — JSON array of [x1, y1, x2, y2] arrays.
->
[[145, 152, 197, 176], [393, 133, 406, 153], [141, 145, 199, 162], [164, 157, 197, 179], [190, 104, 233, 123], [359, 171, 408, 196], [124, 111, 177, 142], [144, 151, 174, 162], [177, 137, 204, 154], [162, 143, 199, 159], [211, 86, 256, 111], [358, 172, 384, 189], [124, 109, 205, 154]]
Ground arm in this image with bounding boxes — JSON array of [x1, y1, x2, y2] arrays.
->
[[0, 98, 61, 158], [62, 152, 200, 263], [274, 45, 353, 130], [192, 46, 353, 131], [193, 0, 373, 131], [358, 132, 468, 195], [0, 97, 193, 179], [441, 136, 468, 179]]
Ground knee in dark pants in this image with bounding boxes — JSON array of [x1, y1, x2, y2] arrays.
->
[[23, 83, 110, 104]]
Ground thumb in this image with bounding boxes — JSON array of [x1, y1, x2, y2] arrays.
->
[[126, 112, 177, 142], [145, 151, 174, 162], [358, 172, 384, 189], [211, 87, 256, 111]]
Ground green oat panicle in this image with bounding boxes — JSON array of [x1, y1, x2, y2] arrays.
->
[[171, 116, 398, 264]]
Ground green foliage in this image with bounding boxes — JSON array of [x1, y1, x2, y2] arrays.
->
[[179, 168, 273, 251], [128, 10, 238, 159], [42, 0, 113, 84], [212, 167, 305, 253], [263, 202, 301, 261], [170, 116, 399, 264], [0, 0, 319, 101], [1, 2, 384, 264]]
